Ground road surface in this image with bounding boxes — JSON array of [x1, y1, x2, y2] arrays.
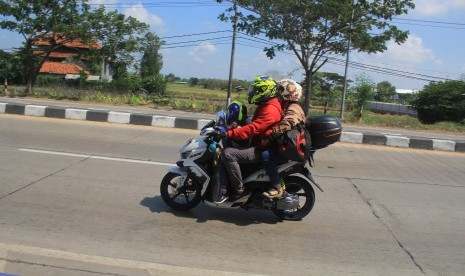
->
[[1, 114, 464, 275]]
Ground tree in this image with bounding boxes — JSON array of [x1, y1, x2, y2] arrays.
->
[[0, 50, 26, 85], [351, 75, 375, 120], [218, 0, 414, 114], [87, 7, 149, 76], [140, 32, 164, 79], [375, 81, 396, 102], [165, 73, 178, 82], [312, 72, 345, 113], [0, 0, 148, 93], [189, 77, 199, 86], [411, 80, 465, 124]]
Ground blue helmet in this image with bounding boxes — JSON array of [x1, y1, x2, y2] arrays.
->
[[226, 101, 247, 126]]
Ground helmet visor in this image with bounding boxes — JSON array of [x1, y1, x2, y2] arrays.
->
[[247, 85, 257, 98]]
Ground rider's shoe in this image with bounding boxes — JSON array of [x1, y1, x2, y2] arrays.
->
[[228, 188, 248, 202], [214, 193, 229, 204], [262, 187, 284, 199]]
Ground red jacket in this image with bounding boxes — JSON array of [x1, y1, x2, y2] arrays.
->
[[226, 97, 282, 145]]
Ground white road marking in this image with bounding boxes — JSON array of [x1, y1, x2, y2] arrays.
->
[[18, 148, 176, 167], [0, 242, 258, 275]]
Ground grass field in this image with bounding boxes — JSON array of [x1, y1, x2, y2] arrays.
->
[[166, 83, 246, 101]]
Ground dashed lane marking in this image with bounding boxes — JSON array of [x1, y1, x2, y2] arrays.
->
[[18, 148, 176, 167]]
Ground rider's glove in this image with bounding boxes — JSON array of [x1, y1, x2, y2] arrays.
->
[[261, 137, 270, 147], [216, 130, 227, 138], [217, 126, 227, 133], [214, 126, 227, 139]]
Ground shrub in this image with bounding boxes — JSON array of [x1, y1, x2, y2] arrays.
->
[[411, 80, 465, 124], [351, 75, 375, 119], [142, 75, 166, 95], [149, 94, 173, 105]]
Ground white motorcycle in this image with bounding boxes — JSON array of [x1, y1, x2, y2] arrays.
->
[[160, 112, 342, 220]]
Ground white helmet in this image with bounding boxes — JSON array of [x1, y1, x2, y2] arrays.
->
[[278, 79, 302, 102]]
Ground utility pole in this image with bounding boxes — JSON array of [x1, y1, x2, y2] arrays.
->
[[340, 0, 355, 120], [226, 0, 237, 108]]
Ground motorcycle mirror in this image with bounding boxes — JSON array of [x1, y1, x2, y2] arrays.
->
[[216, 111, 226, 127], [200, 127, 215, 136]]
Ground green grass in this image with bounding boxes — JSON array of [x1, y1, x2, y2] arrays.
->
[[305, 106, 465, 133], [167, 83, 224, 97], [354, 112, 465, 133], [166, 83, 246, 101]]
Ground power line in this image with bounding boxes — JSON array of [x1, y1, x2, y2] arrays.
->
[[394, 18, 465, 26], [330, 56, 450, 80], [237, 30, 461, 78], [234, 32, 458, 81], [88, 1, 230, 8], [161, 30, 231, 39], [163, 36, 231, 46], [166, 34, 455, 83], [327, 57, 449, 82], [161, 41, 231, 49], [161, 35, 450, 82], [392, 21, 465, 30], [345, 54, 461, 77]]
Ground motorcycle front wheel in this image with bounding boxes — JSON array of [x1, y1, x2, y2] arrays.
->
[[160, 172, 202, 211], [273, 176, 315, 221]]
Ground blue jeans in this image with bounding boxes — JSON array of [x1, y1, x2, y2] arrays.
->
[[261, 148, 286, 189]]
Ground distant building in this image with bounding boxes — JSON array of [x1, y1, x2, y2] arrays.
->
[[34, 35, 112, 81], [390, 89, 419, 101], [396, 89, 419, 94]]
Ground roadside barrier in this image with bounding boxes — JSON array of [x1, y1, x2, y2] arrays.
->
[[1, 101, 464, 153]]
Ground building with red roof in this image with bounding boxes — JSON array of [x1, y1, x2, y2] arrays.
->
[[39, 62, 90, 75], [34, 34, 111, 81]]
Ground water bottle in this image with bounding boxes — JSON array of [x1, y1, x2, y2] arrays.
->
[[208, 141, 217, 152]]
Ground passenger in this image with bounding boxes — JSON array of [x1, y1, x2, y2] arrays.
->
[[222, 100, 251, 149], [261, 79, 306, 199], [216, 76, 282, 202]]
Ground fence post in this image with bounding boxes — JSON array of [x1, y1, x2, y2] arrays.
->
[[3, 77, 7, 96]]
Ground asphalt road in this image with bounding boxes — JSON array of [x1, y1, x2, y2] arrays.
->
[[1, 114, 465, 276]]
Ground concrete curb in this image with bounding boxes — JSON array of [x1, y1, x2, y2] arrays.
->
[[1, 102, 209, 130], [1, 101, 464, 153]]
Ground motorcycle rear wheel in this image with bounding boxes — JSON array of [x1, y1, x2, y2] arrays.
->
[[160, 172, 202, 211], [273, 176, 315, 221]]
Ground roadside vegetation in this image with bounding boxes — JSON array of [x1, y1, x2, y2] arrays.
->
[[2, 80, 464, 134]]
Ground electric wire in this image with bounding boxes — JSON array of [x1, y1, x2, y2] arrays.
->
[[161, 33, 454, 83]]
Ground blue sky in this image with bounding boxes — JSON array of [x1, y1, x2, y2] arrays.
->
[[1, 0, 464, 91]]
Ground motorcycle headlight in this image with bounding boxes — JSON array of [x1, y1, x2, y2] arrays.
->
[[180, 150, 192, 159]]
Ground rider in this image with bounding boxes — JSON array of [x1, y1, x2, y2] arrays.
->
[[216, 101, 251, 203], [261, 79, 306, 198], [217, 76, 282, 202]]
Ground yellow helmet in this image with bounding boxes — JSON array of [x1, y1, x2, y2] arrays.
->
[[247, 76, 277, 104]]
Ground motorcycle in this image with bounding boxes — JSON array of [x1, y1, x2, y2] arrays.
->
[[160, 112, 342, 221]]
